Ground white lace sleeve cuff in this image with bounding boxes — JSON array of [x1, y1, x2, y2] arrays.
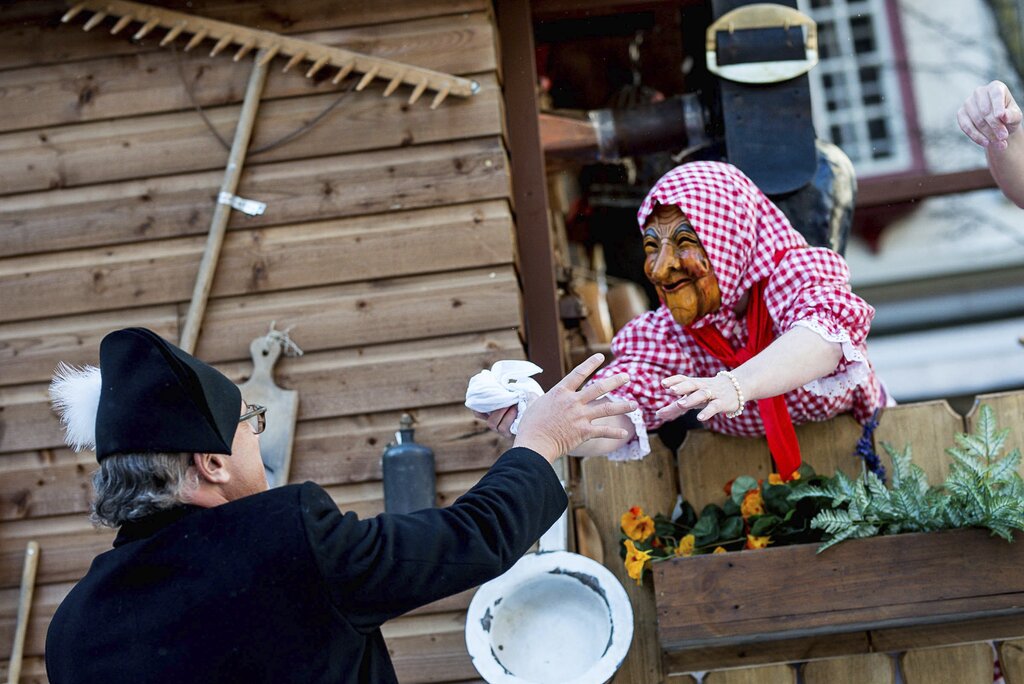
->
[[605, 403, 651, 462], [792, 319, 871, 398]]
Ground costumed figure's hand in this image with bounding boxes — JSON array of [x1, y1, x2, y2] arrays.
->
[[656, 372, 742, 423], [466, 360, 544, 438], [512, 354, 635, 463], [473, 405, 520, 440], [958, 80, 1022, 150]]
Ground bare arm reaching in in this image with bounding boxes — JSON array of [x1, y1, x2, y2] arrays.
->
[[958, 80, 1024, 208]]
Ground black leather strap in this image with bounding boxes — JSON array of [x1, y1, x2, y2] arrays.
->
[[716, 26, 807, 65], [710, 0, 817, 194]]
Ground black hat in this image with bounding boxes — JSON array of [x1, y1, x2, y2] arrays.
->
[[51, 328, 242, 461]]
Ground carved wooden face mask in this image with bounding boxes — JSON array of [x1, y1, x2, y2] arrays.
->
[[642, 204, 722, 326]]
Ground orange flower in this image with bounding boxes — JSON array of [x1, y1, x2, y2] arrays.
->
[[723, 478, 736, 496], [745, 534, 771, 550], [674, 534, 696, 557], [624, 540, 653, 585], [712, 546, 727, 554], [740, 489, 765, 519], [621, 506, 655, 541], [769, 470, 801, 484]]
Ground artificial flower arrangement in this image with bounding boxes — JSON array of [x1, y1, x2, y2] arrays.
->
[[621, 405, 1024, 585], [620, 465, 828, 584]]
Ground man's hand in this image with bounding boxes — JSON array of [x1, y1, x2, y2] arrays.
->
[[511, 354, 634, 463], [958, 80, 1022, 151]]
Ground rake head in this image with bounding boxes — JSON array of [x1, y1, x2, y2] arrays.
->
[[62, 0, 479, 108]]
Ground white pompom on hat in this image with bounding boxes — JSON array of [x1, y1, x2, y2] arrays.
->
[[49, 362, 103, 452]]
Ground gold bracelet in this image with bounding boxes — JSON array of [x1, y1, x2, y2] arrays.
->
[[717, 370, 745, 418]]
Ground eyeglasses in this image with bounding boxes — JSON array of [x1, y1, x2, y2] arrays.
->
[[239, 404, 267, 435]]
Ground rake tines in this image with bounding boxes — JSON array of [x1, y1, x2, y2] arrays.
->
[[61, 0, 479, 108]]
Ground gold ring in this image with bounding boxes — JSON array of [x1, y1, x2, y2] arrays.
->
[[701, 388, 715, 402]]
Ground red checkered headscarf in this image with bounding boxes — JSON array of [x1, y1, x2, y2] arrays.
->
[[637, 161, 807, 322]]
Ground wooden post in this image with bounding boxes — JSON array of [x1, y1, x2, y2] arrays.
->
[[967, 391, 1024, 475], [705, 664, 796, 684], [7, 541, 40, 684], [803, 654, 895, 684], [580, 437, 679, 684], [901, 643, 994, 684], [874, 400, 964, 484], [179, 49, 269, 353], [494, 0, 565, 388], [1000, 639, 1024, 684]]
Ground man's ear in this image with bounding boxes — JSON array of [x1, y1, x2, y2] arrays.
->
[[193, 452, 231, 485]]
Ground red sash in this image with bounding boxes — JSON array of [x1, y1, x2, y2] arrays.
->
[[686, 252, 801, 480]]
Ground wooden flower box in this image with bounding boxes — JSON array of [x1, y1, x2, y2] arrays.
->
[[647, 393, 1024, 673], [580, 394, 1024, 681], [653, 527, 1024, 655]]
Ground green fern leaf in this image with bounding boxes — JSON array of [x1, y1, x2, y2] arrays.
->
[[988, 450, 1022, 482]]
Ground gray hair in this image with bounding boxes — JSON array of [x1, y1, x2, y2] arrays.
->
[[91, 452, 198, 528]]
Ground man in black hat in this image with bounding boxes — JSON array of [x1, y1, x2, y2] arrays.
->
[[45, 328, 634, 684]]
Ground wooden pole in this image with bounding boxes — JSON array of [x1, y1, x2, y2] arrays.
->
[[7, 541, 40, 684], [179, 49, 269, 353], [494, 0, 565, 388], [580, 438, 679, 684]]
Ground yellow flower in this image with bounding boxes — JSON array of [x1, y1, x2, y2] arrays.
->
[[674, 534, 696, 557], [769, 470, 801, 484], [740, 489, 765, 519], [621, 506, 655, 541], [712, 546, 727, 554], [745, 534, 771, 550], [624, 540, 653, 585]]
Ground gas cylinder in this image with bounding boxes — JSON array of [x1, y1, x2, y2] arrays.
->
[[381, 414, 436, 514]]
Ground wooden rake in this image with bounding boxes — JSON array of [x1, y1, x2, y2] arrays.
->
[[61, 0, 479, 109]]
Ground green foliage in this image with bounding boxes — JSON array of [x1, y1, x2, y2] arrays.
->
[[791, 406, 1024, 552]]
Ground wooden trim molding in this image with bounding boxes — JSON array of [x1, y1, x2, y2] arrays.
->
[[857, 168, 997, 207]]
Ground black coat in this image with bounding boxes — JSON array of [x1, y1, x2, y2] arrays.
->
[[45, 448, 566, 683]]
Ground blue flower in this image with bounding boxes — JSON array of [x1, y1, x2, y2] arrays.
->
[[855, 409, 886, 483]]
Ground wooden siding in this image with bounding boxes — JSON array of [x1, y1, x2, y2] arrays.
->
[[0, 2, 515, 682]]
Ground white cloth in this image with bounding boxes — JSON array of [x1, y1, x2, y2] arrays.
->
[[464, 361, 544, 435]]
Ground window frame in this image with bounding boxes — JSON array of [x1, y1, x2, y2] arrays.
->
[[798, 0, 925, 178]]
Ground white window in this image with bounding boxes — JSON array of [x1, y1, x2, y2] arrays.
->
[[798, 0, 915, 176]]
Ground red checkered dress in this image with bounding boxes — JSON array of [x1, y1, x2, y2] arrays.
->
[[591, 161, 885, 460]]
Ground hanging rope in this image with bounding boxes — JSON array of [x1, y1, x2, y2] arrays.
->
[[171, 43, 357, 156]]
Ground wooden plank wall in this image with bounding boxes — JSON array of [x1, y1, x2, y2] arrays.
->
[[0, 2, 515, 681]]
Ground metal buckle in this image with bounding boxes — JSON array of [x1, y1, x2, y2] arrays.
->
[[706, 3, 818, 84]]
